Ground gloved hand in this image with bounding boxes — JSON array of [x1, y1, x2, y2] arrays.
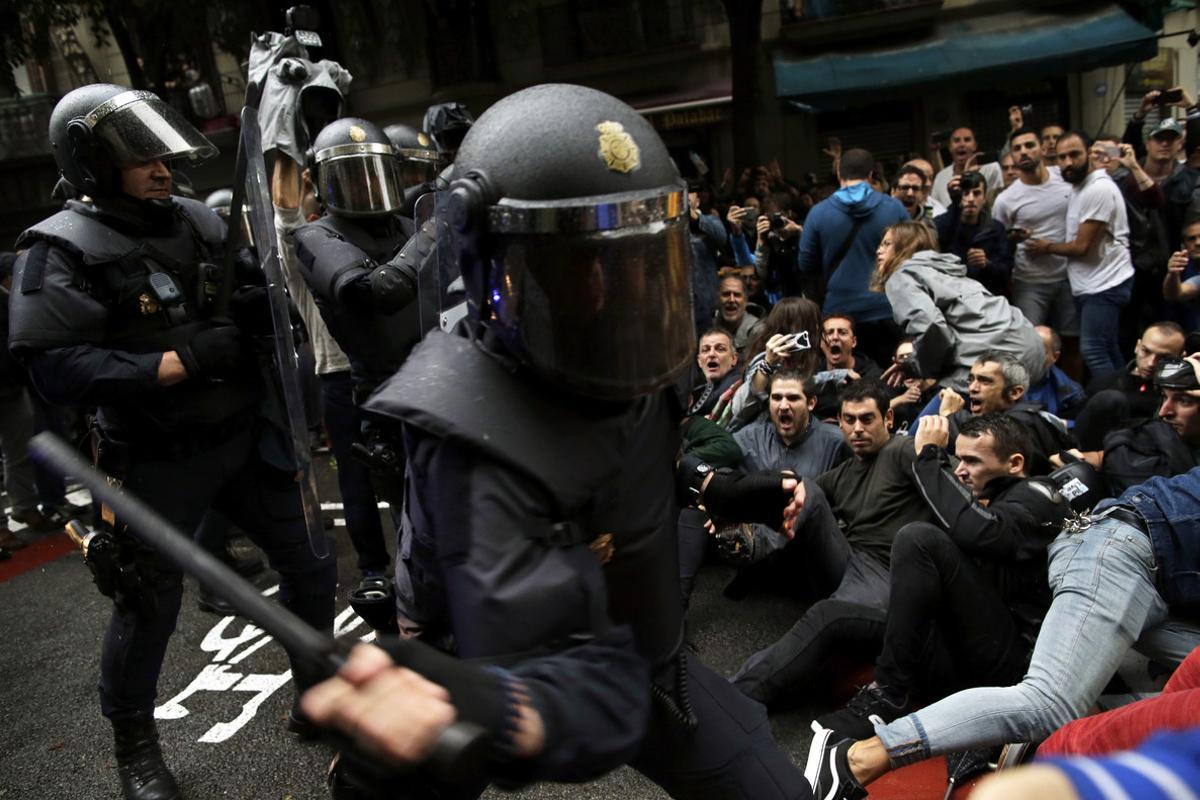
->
[[179, 321, 246, 380], [369, 262, 418, 315], [231, 284, 305, 342], [700, 469, 793, 530]]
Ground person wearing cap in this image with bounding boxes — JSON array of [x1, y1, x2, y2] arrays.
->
[[7, 84, 338, 800], [804, 439, 1200, 799]]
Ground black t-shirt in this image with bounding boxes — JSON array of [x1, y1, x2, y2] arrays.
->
[[815, 435, 934, 567]]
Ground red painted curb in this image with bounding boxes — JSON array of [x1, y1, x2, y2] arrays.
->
[[0, 532, 75, 582]]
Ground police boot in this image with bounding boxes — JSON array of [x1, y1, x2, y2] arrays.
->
[[112, 713, 181, 800]]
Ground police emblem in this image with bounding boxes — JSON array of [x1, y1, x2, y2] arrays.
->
[[349, 125, 367, 143], [138, 292, 160, 315], [417, 131, 431, 147], [595, 121, 640, 173]]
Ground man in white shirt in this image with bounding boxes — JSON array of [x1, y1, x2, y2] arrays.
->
[[1027, 131, 1135, 379], [992, 127, 1078, 359], [930, 127, 1003, 209]]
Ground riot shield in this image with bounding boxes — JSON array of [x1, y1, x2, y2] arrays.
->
[[433, 189, 469, 333], [232, 105, 328, 559]]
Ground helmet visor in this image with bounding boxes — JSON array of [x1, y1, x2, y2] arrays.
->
[[396, 149, 441, 189], [1155, 356, 1200, 394], [89, 91, 217, 166], [487, 216, 695, 399], [317, 148, 404, 215]]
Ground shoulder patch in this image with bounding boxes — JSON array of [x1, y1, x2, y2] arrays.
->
[[20, 241, 48, 294]]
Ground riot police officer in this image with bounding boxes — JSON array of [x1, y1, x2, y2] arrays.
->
[[381, 123, 440, 214], [291, 118, 424, 598], [7, 84, 337, 800], [332, 84, 813, 798]]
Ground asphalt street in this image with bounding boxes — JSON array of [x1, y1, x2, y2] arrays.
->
[[0, 453, 956, 799]]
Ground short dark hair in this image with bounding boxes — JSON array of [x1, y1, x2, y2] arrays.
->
[[958, 413, 1030, 462], [959, 170, 988, 192], [838, 379, 890, 415], [769, 368, 817, 399], [718, 273, 747, 293], [840, 148, 875, 181], [893, 164, 927, 187], [822, 312, 856, 335], [1008, 126, 1040, 145]]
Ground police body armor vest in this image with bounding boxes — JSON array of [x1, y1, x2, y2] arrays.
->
[[293, 213, 424, 395], [366, 330, 685, 669], [12, 198, 258, 434]]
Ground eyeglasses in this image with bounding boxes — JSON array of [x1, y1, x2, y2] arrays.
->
[[896, 185, 924, 193]]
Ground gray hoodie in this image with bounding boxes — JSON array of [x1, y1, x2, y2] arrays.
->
[[885, 250, 1045, 391]]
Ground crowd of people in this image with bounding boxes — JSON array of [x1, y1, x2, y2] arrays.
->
[[3, 49, 1200, 799], [682, 89, 1200, 798]]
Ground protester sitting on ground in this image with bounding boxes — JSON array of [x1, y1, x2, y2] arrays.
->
[[1036, 644, 1200, 759], [815, 414, 1071, 740], [934, 170, 1013, 296], [713, 272, 764, 357], [886, 339, 937, 434], [731, 380, 936, 707], [812, 313, 883, 421], [689, 328, 741, 418], [679, 370, 852, 602], [873, 221, 1045, 394], [805, 465, 1200, 799], [936, 353, 1073, 476], [1071, 320, 1185, 451], [1025, 325, 1086, 419], [728, 297, 823, 429]]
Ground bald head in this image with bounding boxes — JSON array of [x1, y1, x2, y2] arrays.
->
[[904, 158, 935, 184]]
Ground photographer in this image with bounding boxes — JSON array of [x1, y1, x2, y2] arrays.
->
[[753, 203, 803, 298], [930, 127, 1004, 209], [934, 170, 1012, 296]]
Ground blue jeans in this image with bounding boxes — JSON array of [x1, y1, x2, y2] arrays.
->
[[1076, 277, 1133, 379], [876, 518, 1167, 765]]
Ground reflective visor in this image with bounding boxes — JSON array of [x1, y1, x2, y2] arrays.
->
[[88, 90, 217, 166], [396, 149, 441, 190], [317, 146, 404, 216], [486, 215, 695, 399], [1155, 356, 1200, 394]]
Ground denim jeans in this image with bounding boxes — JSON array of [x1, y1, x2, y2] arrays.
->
[[876, 517, 1168, 766], [1076, 277, 1133, 379]]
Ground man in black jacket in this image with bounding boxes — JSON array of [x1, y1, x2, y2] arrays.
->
[[934, 171, 1012, 295], [815, 413, 1071, 739]]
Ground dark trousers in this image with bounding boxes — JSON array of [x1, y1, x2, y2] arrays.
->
[[731, 480, 892, 705], [873, 522, 1030, 694], [321, 371, 391, 574], [99, 429, 337, 720]]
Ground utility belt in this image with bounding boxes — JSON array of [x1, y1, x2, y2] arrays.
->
[[95, 407, 258, 464]]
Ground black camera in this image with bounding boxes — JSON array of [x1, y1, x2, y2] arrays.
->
[[768, 213, 786, 230]]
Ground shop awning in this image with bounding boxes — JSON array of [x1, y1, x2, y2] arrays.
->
[[774, 5, 1158, 110]]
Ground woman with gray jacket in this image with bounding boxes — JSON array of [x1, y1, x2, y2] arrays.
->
[[874, 221, 1044, 392]]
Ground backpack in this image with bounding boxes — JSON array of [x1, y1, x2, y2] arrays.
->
[[1102, 419, 1197, 495]]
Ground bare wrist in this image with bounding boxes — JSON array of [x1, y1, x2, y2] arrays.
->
[[157, 350, 188, 385]]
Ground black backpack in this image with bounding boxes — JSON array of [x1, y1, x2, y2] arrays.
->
[[1102, 419, 1196, 495]]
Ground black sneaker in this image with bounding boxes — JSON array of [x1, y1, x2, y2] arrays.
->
[[816, 682, 910, 740], [804, 723, 868, 800]]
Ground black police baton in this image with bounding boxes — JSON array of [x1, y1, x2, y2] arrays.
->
[[30, 431, 487, 785]]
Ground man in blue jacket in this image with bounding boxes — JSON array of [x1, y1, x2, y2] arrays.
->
[[796, 149, 908, 367]]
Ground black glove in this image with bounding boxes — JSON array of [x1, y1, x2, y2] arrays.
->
[[178, 321, 245, 380], [700, 469, 792, 530], [369, 262, 418, 314], [231, 284, 305, 342]]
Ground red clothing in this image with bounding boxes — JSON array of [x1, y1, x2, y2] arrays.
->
[[1038, 645, 1200, 756]]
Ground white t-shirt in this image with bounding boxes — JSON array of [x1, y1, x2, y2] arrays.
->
[[992, 169, 1072, 284], [931, 161, 1003, 209], [1065, 169, 1134, 296]]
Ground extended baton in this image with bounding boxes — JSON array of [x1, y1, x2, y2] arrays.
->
[[31, 432, 487, 785]]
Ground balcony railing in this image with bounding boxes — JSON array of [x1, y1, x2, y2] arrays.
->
[[0, 94, 54, 161]]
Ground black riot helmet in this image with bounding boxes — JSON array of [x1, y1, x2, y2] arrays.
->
[[49, 83, 217, 198], [312, 117, 404, 217], [443, 83, 694, 401], [423, 102, 474, 164], [204, 188, 234, 216], [382, 123, 440, 190]]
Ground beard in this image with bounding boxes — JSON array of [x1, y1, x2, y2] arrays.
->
[[1061, 158, 1090, 184]]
